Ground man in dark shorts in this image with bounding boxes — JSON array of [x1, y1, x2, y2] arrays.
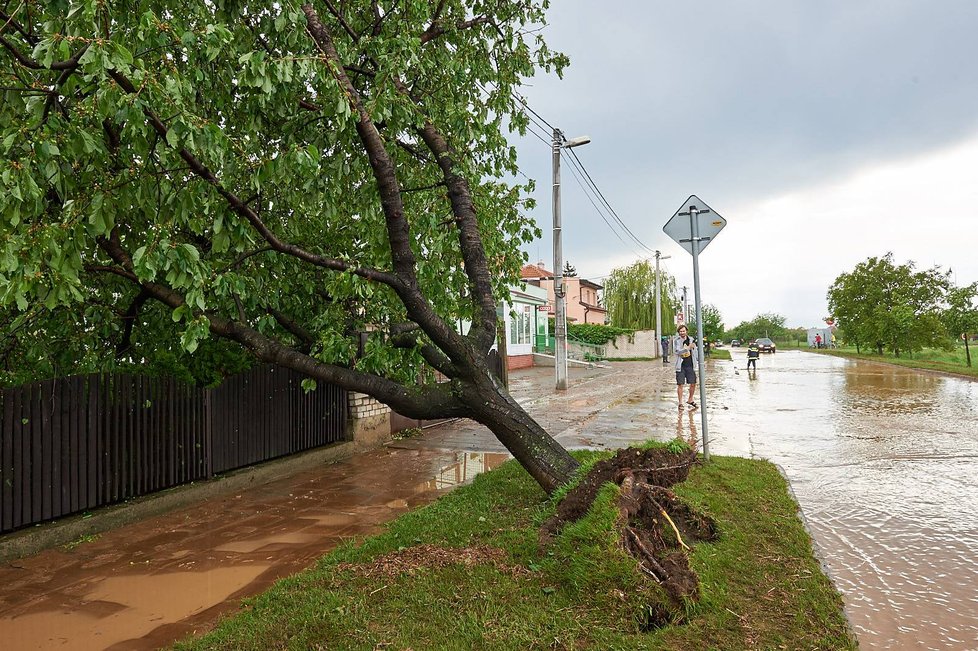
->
[[672, 325, 698, 409]]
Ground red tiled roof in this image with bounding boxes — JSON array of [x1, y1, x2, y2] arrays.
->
[[520, 263, 552, 279]]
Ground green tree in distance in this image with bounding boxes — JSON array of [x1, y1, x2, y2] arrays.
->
[[603, 259, 677, 332], [0, 1, 581, 492], [827, 253, 950, 356], [686, 303, 724, 344], [943, 282, 978, 367], [726, 313, 787, 343], [562, 261, 577, 277]]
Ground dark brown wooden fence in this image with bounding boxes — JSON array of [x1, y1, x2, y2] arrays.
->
[[1, 366, 347, 535]]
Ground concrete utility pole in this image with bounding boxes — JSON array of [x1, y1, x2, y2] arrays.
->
[[654, 251, 670, 364], [552, 128, 590, 391]]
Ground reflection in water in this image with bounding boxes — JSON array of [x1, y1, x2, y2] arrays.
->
[[675, 408, 698, 450], [426, 452, 510, 491], [707, 351, 978, 650]]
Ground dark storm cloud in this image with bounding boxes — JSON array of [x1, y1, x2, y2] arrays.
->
[[516, 0, 978, 272]]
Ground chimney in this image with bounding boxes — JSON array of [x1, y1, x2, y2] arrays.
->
[[537, 261, 546, 269]]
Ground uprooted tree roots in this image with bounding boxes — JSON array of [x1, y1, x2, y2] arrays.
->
[[540, 446, 719, 605]]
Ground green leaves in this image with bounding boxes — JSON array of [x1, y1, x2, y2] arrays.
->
[[1, 0, 565, 390], [828, 253, 951, 354]]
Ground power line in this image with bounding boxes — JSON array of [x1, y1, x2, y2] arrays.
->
[[512, 91, 556, 132], [523, 121, 552, 148], [562, 152, 651, 258], [513, 92, 661, 257], [505, 90, 667, 268], [562, 153, 649, 260], [567, 148, 658, 256]]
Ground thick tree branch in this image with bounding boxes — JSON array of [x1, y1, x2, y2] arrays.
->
[[0, 8, 38, 45], [420, 16, 492, 44], [115, 289, 151, 357], [321, 0, 361, 43], [267, 307, 315, 354], [302, 4, 468, 361], [417, 122, 498, 352], [0, 34, 85, 70], [390, 328, 457, 377], [93, 234, 466, 416]]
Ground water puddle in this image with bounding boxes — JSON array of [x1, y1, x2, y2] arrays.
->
[[0, 565, 269, 650], [0, 448, 515, 650], [705, 351, 978, 649]]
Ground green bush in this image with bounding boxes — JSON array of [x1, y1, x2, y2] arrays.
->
[[566, 322, 635, 346]]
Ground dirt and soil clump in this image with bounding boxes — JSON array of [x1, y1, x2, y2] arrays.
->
[[540, 445, 719, 604]]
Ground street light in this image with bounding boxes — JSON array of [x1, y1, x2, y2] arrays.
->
[[553, 129, 590, 391], [654, 251, 671, 364]]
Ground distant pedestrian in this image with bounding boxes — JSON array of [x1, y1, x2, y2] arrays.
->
[[673, 325, 698, 409], [815, 333, 822, 349], [747, 341, 760, 371]]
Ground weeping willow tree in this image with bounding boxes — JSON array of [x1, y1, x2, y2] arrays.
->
[[603, 260, 677, 331]]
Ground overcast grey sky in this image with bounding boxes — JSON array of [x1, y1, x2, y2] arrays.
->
[[513, 0, 978, 330]]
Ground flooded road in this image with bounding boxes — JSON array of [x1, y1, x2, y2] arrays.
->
[[705, 350, 978, 650], [1, 356, 974, 649]]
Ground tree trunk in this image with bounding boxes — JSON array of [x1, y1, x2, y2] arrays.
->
[[966, 335, 972, 367], [459, 380, 579, 493]]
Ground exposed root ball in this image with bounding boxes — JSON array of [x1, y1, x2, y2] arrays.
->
[[540, 446, 718, 603]]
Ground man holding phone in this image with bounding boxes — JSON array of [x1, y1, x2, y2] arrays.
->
[[673, 325, 698, 409]]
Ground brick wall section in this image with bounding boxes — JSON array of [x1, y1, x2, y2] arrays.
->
[[347, 392, 392, 451], [507, 354, 534, 370], [349, 392, 391, 419]]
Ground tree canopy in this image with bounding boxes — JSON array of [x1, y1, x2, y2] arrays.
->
[[725, 313, 787, 343], [686, 303, 723, 344], [0, 0, 580, 491], [941, 281, 978, 366], [602, 259, 677, 333], [827, 253, 950, 356]]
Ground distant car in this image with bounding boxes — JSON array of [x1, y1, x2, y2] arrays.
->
[[754, 337, 777, 353], [730, 339, 741, 347]]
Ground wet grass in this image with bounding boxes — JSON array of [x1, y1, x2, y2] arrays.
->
[[708, 349, 732, 360], [816, 345, 978, 379], [171, 450, 855, 651]]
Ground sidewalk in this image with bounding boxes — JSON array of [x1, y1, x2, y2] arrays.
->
[[0, 361, 680, 650]]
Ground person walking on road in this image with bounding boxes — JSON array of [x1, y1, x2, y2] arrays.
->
[[673, 325, 698, 409], [747, 341, 760, 371]]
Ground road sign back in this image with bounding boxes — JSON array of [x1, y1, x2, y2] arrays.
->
[[663, 195, 726, 255]]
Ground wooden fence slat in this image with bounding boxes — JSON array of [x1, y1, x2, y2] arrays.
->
[[2, 365, 348, 534], [1, 390, 12, 531]]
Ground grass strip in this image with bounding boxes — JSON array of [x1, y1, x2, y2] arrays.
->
[[814, 346, 978, 380], [172, 450, 855, 651]]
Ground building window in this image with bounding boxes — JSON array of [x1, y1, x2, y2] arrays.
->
[[509, 304, 532, 345]]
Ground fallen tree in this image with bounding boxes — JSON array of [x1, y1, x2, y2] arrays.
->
[[1, 0, 579, 490], [2, 7, 721, 605]]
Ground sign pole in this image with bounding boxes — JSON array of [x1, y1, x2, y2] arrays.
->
[[685, 205, 710, 462], [664, 194, 725, 463]]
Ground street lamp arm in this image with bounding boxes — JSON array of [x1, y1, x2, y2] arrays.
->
[[562, 135, 591, 148]]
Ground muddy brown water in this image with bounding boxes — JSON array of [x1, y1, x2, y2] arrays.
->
[[702, 350, 978, 650], [0, 448, 509, 650]]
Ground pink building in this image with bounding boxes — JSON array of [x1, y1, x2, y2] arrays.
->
[[520, 262, 607, 325]]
